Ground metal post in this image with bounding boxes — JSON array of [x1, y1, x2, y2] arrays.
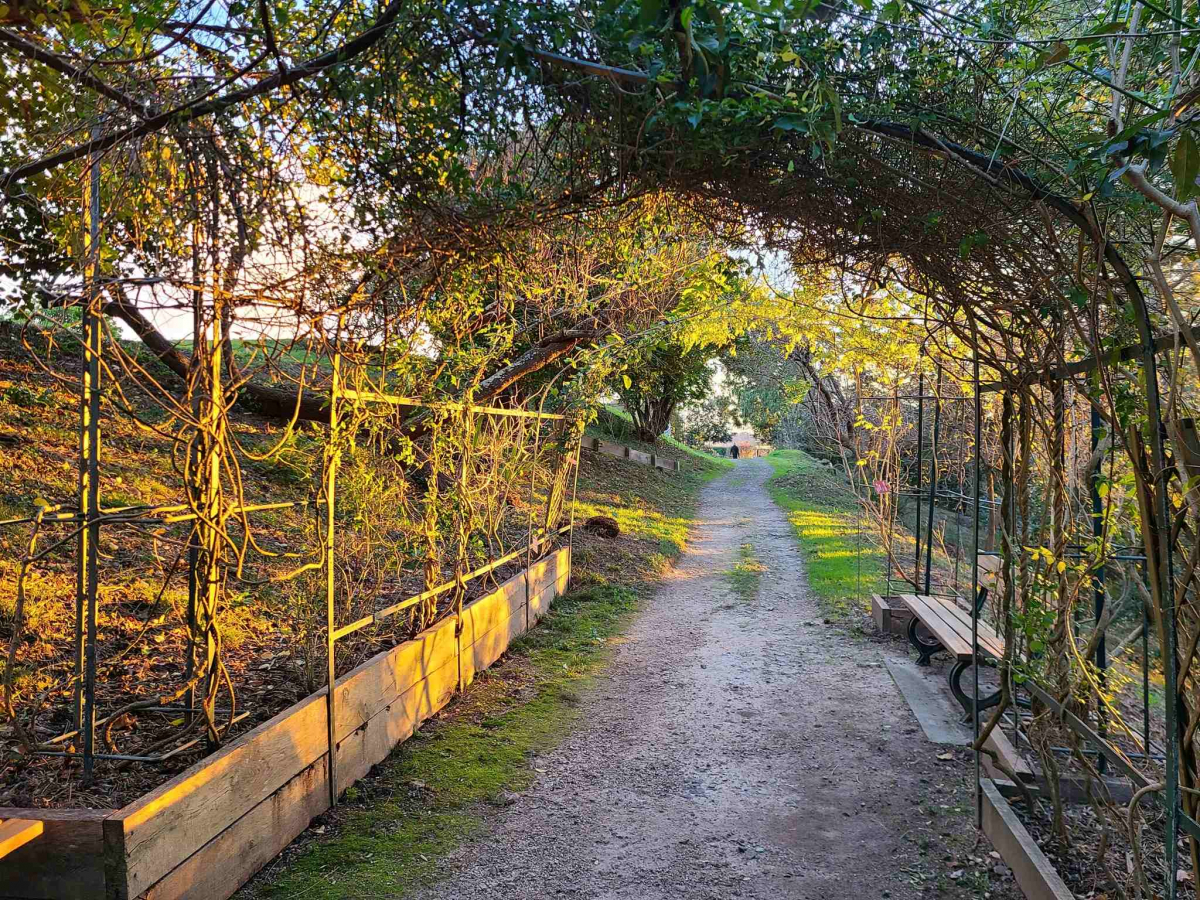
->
[[76, 133, 102, 781], [923, 367, 942, 596], [1090, 405, 1107, 775], [325, 353, 341, 808], [184, 184, 203, 728], [971, 351, 982, 829], [886, 374, 901, 599], [1001, 392, 1017, 752], [526, 411, 543, 623], [1140, 346, 1180, 900], [1144, 565, 1151, 757], [914, 371, 925, 591], [566, 431, 583, 591]]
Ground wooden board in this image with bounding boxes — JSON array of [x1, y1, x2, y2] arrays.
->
[[137, 758, 330, 900], [337, 649, 461, 789], [900, 594, 1005, 660], [144, 616, 467, 900], [0, 808, 109, 899], [0, 820, 43, 861], [872, 594, 913, 636], [981, 779, 1074, 900], [983, 728, 1034, 782], [334, 615, 459, 745], [597, 440, 628, 460], [109, 689, 331, 899], [459, 572, 527, 688], [528, 549, 569, 623]]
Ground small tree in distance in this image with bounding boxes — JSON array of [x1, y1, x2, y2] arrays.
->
[[681, 393, 739, 447], [611, 339, 721, 443]]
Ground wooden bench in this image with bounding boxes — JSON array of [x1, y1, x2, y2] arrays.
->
[[901, 592, 1005, 718], [0, 816, 43, 861]]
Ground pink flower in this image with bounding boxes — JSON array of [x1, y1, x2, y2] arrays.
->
[[873, 479, 890, 494]]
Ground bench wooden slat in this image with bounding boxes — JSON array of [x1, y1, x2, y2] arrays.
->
[[900, 594, 1005, 660], [933, 596, 1005, 659], [923, 595, 1005, 659], [902, 594, 973, 658], [0, 817, 44, 860]]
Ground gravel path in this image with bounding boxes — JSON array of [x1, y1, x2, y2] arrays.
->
[[414, 459, 1007, 900]]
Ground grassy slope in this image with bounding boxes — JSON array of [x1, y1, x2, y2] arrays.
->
[[765, 448, 886, 619], [240, 433, 729, 899], [587, 405, 733, 472]]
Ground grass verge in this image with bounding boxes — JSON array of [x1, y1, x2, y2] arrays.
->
[[240, 436, 728, 899], [765, 448, 886, 619]]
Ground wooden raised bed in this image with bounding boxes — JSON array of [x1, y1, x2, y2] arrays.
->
[[870, 594, 915, 636], [980, 778, 1073, 900], [0, 547, 571, 900]]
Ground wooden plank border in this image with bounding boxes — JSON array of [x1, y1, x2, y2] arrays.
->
[[980, 779, 1074, 900], [0, 808, 110, 899], [582, 437, 682, 472], [0, 548, 572, 900]]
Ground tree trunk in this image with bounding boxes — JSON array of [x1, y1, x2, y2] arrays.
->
[[632, 397, 676, 443], [102, 288, 595, 425]]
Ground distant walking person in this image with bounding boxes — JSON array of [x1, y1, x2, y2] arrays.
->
[[730, 444, 740, 460]]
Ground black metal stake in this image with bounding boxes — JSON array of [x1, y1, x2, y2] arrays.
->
[[971, 350, 982, 829], [1090, 404, 1107, 775], [77, 134, 102, 782], [914, 370, 925, 591], [924, 367, 942, 596]]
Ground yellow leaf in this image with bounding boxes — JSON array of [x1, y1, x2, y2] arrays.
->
[[33, 496, 49, 508], [1057, 560, 1067, 574]]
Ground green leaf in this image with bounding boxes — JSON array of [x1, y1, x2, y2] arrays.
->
[[622, 373, 632, 389], [1037, 41, 1070, 70], [639, 0, 661, 28], [1077, 20, 1128, 47], [1172, 132, 1200, 200], [772, 114, 808, 133]]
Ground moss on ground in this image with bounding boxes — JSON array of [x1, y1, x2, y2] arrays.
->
[[240, 427, 727, 899], [244, 582, 637, 900], [765, 448, 886, 619], [726, 541, 765, 602]]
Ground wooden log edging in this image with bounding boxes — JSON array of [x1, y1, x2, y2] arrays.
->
[[980, 778, 1074, 900], [0, 547, 572, 900], [582, 437, 682, 472]]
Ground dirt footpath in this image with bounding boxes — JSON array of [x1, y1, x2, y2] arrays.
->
[[414, 460, 1015, 900]]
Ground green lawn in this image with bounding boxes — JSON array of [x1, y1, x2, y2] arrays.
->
[[765, 448, 886, 618]]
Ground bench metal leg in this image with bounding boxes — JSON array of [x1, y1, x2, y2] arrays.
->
[[948, 658, 1002, 720], [907, 615, 943, 666]]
